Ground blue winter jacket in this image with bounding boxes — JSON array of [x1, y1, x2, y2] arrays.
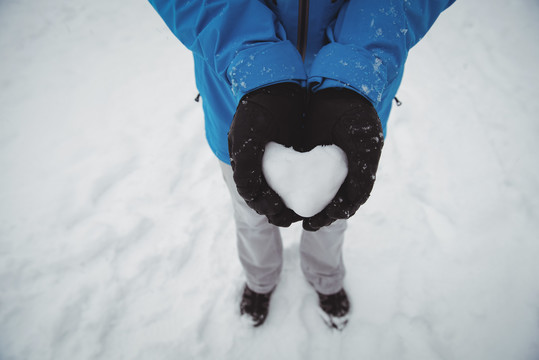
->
[[148, 0, 455, 164]]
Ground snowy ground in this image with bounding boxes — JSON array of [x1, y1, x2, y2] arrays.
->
[[1, 0, 539, 359]]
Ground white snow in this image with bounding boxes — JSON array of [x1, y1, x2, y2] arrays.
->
[[262, 142, 348, 217], [1, 0, 539, 359], [318, 307, 350, 332]]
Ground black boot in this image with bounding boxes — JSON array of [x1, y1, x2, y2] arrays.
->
[[239, 285, 273, 327], [317, 288, 350, 330]]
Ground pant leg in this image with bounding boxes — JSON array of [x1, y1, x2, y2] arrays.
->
[[220, 161, 283, 294], [300, 219, 347, 295]]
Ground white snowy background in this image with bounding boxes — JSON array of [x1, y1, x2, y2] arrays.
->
[[1, 0, 539, 359]]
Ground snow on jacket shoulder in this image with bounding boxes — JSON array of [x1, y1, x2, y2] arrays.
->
[[148, 0, 455, 164]]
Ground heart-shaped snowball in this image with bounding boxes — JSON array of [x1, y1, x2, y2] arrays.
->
[[262, 142, 348, 218]]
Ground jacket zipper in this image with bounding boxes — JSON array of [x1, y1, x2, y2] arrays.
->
[[297, 0, 309, 61]]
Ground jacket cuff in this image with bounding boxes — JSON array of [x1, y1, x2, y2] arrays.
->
[[308, 43, 387, 106], [227, 41, 307, 102]]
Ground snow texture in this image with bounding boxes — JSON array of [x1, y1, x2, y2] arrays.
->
[[1, 0, 539, 359], [262, 142, 348, 217]]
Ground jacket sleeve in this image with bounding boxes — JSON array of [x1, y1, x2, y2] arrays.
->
[[148, 0, 306, 102], [309, 0, 455, 108]]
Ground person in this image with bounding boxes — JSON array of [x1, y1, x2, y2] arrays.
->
[[148, 0, 454, 330]]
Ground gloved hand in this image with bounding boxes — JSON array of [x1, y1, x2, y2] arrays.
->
[[302, 88, 384, 231], [228, 83, 305, 227]]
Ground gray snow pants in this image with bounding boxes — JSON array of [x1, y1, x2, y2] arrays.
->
[[220, 162, 346, 295]]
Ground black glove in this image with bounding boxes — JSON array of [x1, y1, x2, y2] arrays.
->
[[302, 88, 384, 231], [228, 83, 305, 227]]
